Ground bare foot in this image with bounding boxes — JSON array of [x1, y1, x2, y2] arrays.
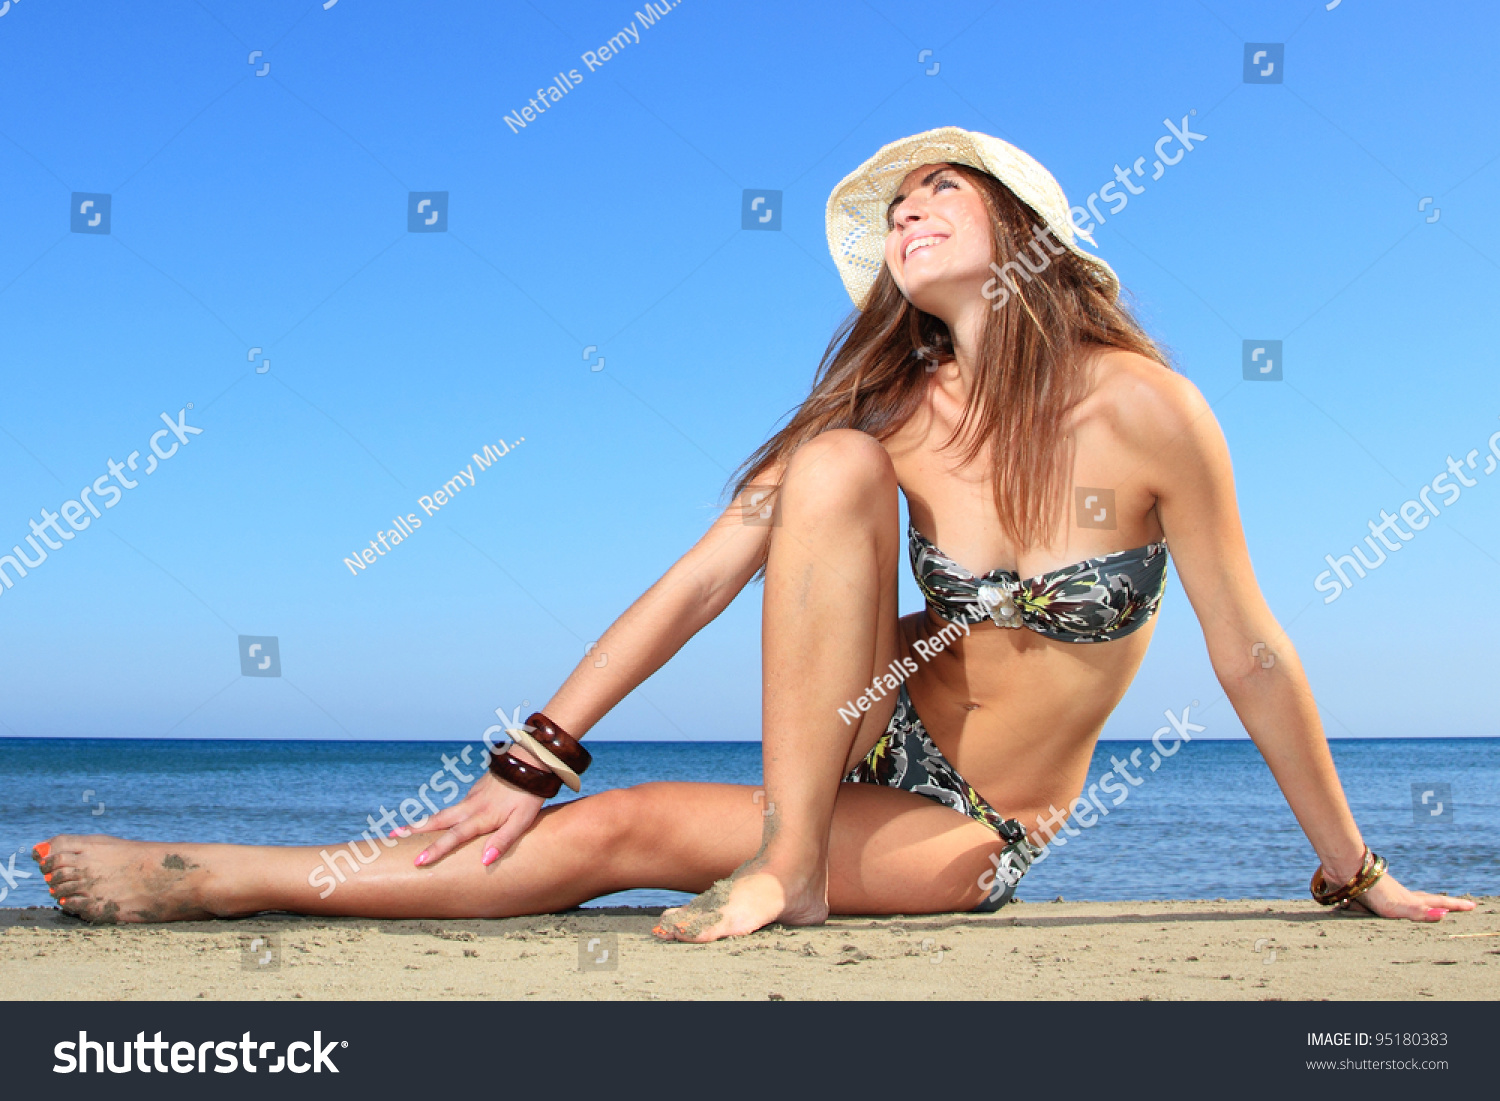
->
[[652, 859, 828, 944], [33, 836, 215, 924]]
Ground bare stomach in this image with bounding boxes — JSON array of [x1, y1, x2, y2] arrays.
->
[[897, 610, 1156, 843]]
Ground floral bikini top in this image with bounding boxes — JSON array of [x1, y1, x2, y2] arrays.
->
[[910, 523, 1169, 643]]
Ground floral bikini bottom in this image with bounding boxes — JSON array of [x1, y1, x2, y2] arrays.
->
[[842, 683, 1044, 911]]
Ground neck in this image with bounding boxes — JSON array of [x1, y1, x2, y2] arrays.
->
[[937, 292, 987, 393]]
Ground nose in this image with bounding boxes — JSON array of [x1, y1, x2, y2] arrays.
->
[[893, 193, 929, 225], [892, 203, 929, 237]]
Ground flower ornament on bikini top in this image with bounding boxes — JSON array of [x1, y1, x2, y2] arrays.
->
[[909, 524, 1170, 644], [974, 580, 1023, 629]]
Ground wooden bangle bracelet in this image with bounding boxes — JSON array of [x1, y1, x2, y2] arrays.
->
[[525, 713, 592, 775], [508, 726, 582, 792], [489, 749, 562, 799]]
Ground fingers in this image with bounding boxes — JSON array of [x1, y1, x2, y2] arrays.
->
[[1353, 896, 1438, 921], [1409, 894, 1477, 922], [1356, 891, 1476, 922], [480, 810, 531, 867], [1390, 882, 1478, 921], [401, 803, 466, 836], [414, 818, 493, 868]]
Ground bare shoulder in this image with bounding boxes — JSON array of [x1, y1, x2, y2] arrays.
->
[[1081, 347, 1215, 456]]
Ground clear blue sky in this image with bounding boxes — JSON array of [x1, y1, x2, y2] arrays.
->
[[0, 0, 1495, 742]]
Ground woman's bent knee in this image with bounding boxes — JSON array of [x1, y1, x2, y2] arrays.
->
[[549, 786, 642, 853], [782, 429, 897, 515]]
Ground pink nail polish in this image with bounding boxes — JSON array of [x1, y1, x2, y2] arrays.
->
[[1426, 907, 1445, 919], [414, 852, 428, 867], [482, 846, 499, 866]]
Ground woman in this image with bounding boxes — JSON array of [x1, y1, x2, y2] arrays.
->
[[33, 127, 1472, 937]]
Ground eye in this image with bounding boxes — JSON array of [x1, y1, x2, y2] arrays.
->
[[887, 177, 961, 228]]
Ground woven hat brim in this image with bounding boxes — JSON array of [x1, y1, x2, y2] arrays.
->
[[825, 126, 1118, 310]]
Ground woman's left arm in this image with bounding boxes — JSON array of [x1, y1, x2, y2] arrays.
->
[[1138, 366, 1474, 922]]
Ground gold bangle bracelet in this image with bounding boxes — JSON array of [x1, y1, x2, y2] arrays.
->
[[1342, 854, 1388, 907], [1311, 847, 1387, 908]]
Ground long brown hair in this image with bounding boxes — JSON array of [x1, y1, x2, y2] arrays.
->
[[728, 164, 1169, 573]]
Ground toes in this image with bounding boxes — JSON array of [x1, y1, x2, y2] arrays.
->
[[76, 898, 120, 924], [47, 870, 87, 895], [651, 920, 688, 941], [47, 873, 82, 896], [39, 851, 84, 877], [47, 879, 111, 922], [36, 837, 87, 869], [657, 911, 724, 944], [60, 894, 95, 919]]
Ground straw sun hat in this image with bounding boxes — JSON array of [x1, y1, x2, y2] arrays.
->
[[824, 125, 1119, 310]]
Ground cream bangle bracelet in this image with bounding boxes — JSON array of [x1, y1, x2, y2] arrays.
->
[[508, 725, 583, 792]]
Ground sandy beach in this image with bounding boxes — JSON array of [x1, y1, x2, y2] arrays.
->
[[3, 897, 1495, 1001]]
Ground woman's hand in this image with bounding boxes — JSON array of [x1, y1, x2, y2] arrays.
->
[[399, 765, 546, 868], [1344, 872, 1476, 922]]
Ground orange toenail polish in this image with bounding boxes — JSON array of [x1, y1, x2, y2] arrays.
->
[[33, 842, 50, 861]]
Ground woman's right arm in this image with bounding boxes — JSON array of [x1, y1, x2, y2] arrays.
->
[[406, 473, 785, 866], [538, 472, 786, 739]]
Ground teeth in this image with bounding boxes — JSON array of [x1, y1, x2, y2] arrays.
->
[[904, 235, 944, 260]]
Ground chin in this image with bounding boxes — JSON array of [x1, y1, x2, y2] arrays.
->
[[903, 281, 962, 317]]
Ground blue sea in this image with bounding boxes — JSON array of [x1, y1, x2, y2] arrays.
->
[[1, 737, 1494, 912]]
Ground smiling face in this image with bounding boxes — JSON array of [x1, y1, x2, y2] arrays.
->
[[882, 162, 995, 314]]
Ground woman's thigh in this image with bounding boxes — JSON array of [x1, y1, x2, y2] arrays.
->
[[826, 781, 1006, 914], [488, 780, 1004, 917]]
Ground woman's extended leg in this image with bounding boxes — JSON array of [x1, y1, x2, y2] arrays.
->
[[655, 429, 907, 942], [35, 782, 1007, 922]]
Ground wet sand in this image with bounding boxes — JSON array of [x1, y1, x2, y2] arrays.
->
[[2, 897, 1496, 1000]]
